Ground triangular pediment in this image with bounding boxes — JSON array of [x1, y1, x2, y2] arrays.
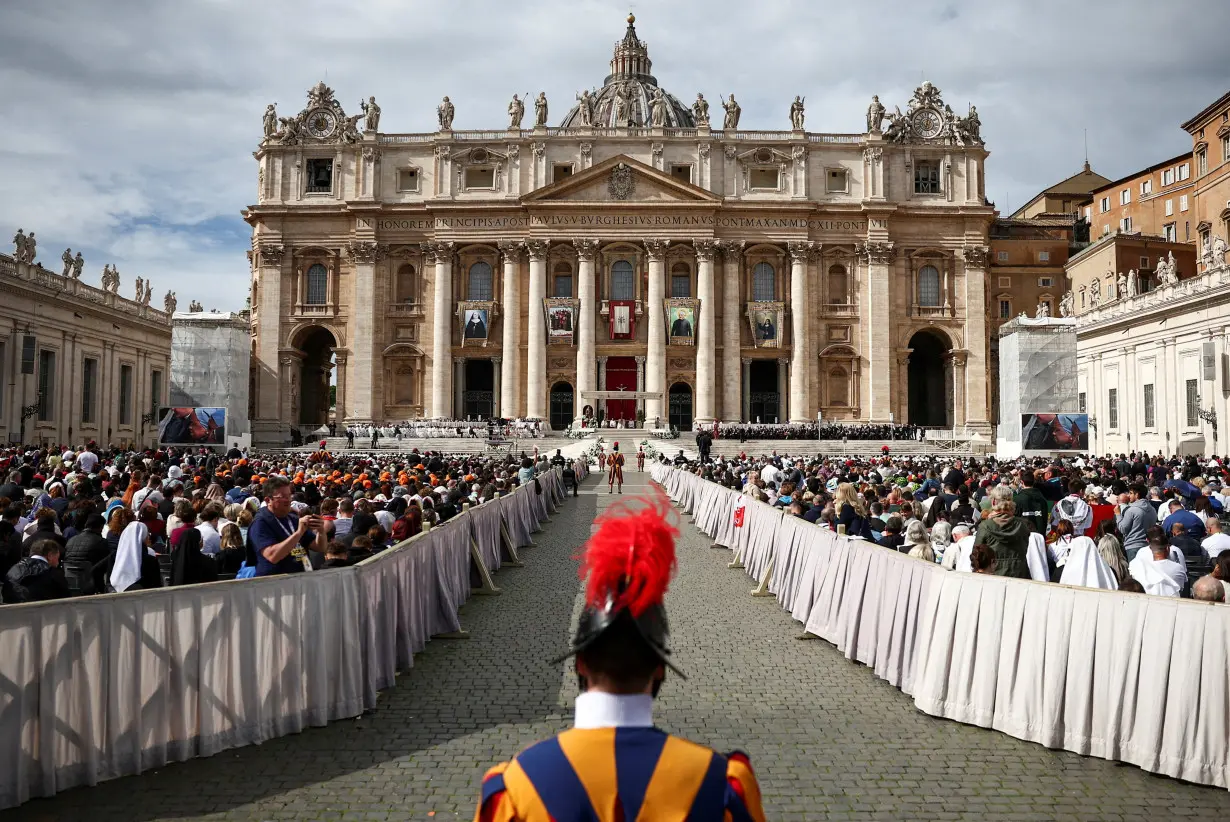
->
[[523, 154, 720, 204]]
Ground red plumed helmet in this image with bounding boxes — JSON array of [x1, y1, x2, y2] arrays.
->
[[579, 492, 678, 618]]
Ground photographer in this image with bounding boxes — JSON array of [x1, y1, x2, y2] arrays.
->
[[249, 476, 327, 576]]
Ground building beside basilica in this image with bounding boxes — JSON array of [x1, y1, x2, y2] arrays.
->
[[244, 14, 996, 443]]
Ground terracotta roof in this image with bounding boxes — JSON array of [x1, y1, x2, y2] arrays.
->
[[1181, 89, 1230, 133], [1039, 164, 1113, 196]]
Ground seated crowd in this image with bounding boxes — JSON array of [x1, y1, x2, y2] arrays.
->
[[342, 418, 548, 446], [710, 421, 925, 441], [0, 441, 569, 605], [671, 451, 1230, 603]]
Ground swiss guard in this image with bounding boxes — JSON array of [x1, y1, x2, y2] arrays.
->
[[473, 495, 766, 822]]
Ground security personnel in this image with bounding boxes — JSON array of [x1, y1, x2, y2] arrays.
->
[[473, 497, 766, 822]]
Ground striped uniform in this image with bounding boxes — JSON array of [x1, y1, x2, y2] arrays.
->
[[474, 727, 765, 822]]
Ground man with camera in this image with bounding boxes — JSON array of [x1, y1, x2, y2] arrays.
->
[[249, 475, 327, 575]]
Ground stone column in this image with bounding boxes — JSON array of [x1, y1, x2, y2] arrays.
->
[[429, 242, 454, 419], [719, 241, 745, 421], [961, 245, 990, 427], [597, 356, 608, 418], [950, 351, 967, 428], [694, 239, 717, 425], [644, 239, 670, 422], [525, 240, 549, 419], [860, 241, 895, 422], [498, 241, 522, 418], [634, 356, 646, 422], [254, 243, 286, 436], [787, 241, 813, 422], [895, 348, 912, 422], [574, 238, 599, 426], [347, 240, 384, 423], [333, 351, 349, 423], [492, 355, 502, 418], [741, 358, 752, 422], [454, 357, 465, 419], [777, 358, 789, 424]]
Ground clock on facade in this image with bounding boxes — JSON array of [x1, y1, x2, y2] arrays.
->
[[304, 108, 338, 139], [911, 108, 942, 139]]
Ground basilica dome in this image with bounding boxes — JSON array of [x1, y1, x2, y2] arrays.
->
[[559, 14, 696, 129]]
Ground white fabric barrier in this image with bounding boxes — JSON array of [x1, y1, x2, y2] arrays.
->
[[0, 470, 565, 810], [650, 465, 1230, 792]]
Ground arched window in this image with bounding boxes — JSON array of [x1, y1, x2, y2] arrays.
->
[[610, 260, 634, 300], [918, 264, 941, 306], [397, 264, 417, 304], [670, 262, 691, 298], [468, 261, 494, 300], [305, 263, 328, 305], [828, 264, 848, 305], [828, 367, 849, 406], [553, 262, 573, 298], [752, 262, 776, 301]]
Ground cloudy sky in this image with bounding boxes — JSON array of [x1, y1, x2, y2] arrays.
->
[[2, 0, 1227, 312]]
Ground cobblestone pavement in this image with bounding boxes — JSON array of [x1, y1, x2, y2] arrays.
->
[[9, 470, 1228, 821]]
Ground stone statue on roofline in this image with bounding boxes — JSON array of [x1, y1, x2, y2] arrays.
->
[[722, 94, 740, 130], [866, 95, 885, 133], [437, 96, 455, 130], [508, 94, 525, 129], [534, 92, 549, 128], [361, 96, 381, 132], [692, 93, 710, 127], [1059, 290, 1074, 317]]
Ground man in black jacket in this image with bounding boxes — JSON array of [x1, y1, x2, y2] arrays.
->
[[3, 539, 70, 604], [21, 509, 64, 556], [63, 514, 109, 595]]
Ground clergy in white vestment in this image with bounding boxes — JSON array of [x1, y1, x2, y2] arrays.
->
[[1025, 531, 1051, 582], [942, 527, 975, 572], [1057, 535, 1118, 590], [1128, 537, 1187, 597]]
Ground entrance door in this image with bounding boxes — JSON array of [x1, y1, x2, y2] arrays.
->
[[549, 382, 575, 430], [749, 361, 780, 423], [907, 330, 951, 427], [462, 360, 494, 420], [668, 382, 693, 431], [605, 356, 638, 423]]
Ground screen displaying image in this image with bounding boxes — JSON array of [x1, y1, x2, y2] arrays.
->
[[1021, 413, 1088, 451], [158, 407, 226, 446]]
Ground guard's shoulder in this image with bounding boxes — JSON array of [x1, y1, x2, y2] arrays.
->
[[723, 750, 767, 822], [475, 761, 513, 822]]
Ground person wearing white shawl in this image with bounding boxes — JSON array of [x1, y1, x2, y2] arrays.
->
[[942, 524, 975, 572], [109, 521, 151, 593], [1057, 534, 1117, 590], [1128, 532, 1187, 597], [1025, 531, 1051, 582]]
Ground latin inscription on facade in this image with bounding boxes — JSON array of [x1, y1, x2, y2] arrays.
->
[[357, 216, 885, 232]]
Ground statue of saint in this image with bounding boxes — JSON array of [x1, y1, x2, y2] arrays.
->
[[612, 85, 629, 126], [1059, 291, 1074, 318], [534, 92, 548, 128], [507, 94, 525, 129], [142, 281, 152, 305], [361, 96, 381, 132], [61, 248, 73, 277], [575, 89, 593, 126], [12, 228, 27, 261], [866, 95, 885, 133], [790, 95, 805, 130], [71, 251, 84, 279], [437, 96, 455, 130], [722, 94, 741, 130], [263, 104, 277, 139], [1213, 235, 1229, 267], [1036, 301, 1050, 318], [1127, 269, 1138, 297], [649, 88, 668, 127], [692, 93, 710, 127], [1116, 271, 1127, 299], [164, 291, 177, 314], [134, 275, 144, 301]]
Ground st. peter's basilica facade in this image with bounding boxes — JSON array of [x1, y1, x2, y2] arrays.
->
[[245, 14, 994, 442]]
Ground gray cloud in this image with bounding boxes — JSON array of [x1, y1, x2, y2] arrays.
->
[[1, 0, 1227, 311]]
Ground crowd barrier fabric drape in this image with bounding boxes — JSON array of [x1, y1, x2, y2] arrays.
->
[[649, 465, 1230, 792], [0, 469, 566, 809]]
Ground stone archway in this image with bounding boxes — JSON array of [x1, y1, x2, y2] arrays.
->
[[549, 381, 575, 430], [294, 326, 337, 428], [907, 329, 951, 428]]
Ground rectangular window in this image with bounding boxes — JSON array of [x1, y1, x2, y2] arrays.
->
[[997, 276, 1011, 287], [670, 275, 691, 298], [1039, 277, 1054, 287], [1223, 134, 1230, 161], [1120, 189, 1130, 205], [749, 168, 779, 190], [1162, 168, 1174, 186], [1102, 224, 1110, 236], [670, 164, 692, 184], [151, 369, 163, 417], [1163, 222, 1177, 241], [82, 357, 98, 424], [1179, 163, 1190, 181], [998, 299, 1011, 318], [1108, 388, 1118, 429], [996, 250, 1009, 262], [914, 162, 939, 194], [119, 364, 133, 426], [1197, 150, 1208, 175], [1186, 378, 1199, 427], [1140, 256, 1150, 269], [305, 158, 333, 193], [1165, 199, 1173, 216], [826, 168, 848, 193], [1038, 251, 1050, 262], [464, 166, 495, 189], [1120, 216, 1132, 232], [1180, 194, 1189, 211], [553, 163, 573, 183], [1099, 196, 1109, 212], [1083, 206, 1091, 220], [1078, 392, 1087, 414], [397, 168, 419, 192], [37, 350, 55, 421], [553, 275, 573, 298], [1143, 383, 1155, 428], [1141, 179, 1152, 195]]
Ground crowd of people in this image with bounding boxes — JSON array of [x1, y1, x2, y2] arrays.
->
[[0, 441, 574, 604], [337, 418, 550, 448], [668, 450, 1230, 603], [709, 421, 925, 442]]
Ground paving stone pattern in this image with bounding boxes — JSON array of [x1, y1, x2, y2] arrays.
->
[[10, 470, 1227, 821]]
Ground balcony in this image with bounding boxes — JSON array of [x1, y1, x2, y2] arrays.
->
[[386, 301, 426, 318], [822, 302, 858, 317], [910, 303, 951, 318]]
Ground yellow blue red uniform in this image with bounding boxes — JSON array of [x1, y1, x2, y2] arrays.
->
[[475, 726, 765, 822]]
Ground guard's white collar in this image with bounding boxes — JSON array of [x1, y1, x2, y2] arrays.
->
[[573, 692, 654, 729]]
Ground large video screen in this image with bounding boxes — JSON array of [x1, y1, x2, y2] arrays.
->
[[158, 407, 226, 446], [1021, 413, 1088, 452]]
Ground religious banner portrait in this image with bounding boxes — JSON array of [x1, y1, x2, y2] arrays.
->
[[664, 298, 699, 345], [544, 297, 579, 343], [609, 299, 636, 340], [457, 301, 495, 346], [746, 302, 784, 349]]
